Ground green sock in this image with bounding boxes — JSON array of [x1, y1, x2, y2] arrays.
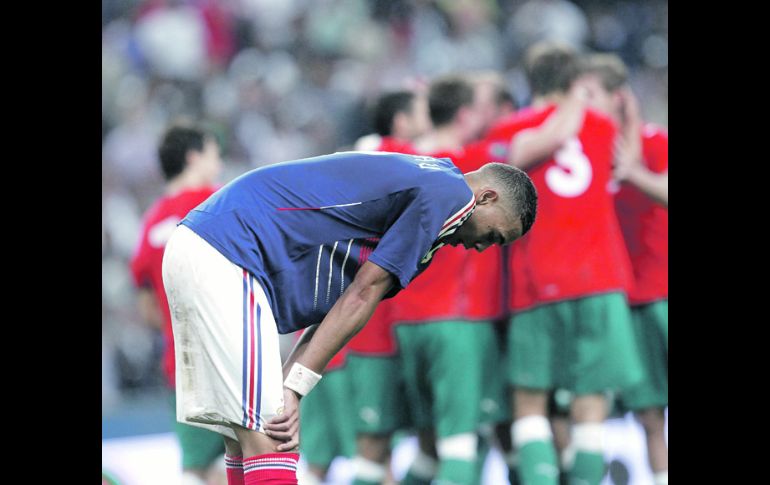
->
[[568, 451, 605, 485], [517, 440, 560, 485]]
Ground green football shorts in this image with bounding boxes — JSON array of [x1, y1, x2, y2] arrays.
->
[[620, 300, 668, 410], [169, 394, 225, 470], [395, 320, 502, 438], [507, 292, 644, 395], [299, 365, 357, 468], [347, 354, 412, 434]]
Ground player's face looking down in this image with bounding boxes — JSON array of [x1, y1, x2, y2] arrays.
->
[[447, 189, 523, 252]]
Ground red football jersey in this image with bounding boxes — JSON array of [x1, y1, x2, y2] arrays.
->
[[130, 186, 219, 387], [347, 301, 398, 355], [613, 124, 668, 305], [488, 105, 634, 311], [376, 136, 415, 153], [388, 140, 509, 324]]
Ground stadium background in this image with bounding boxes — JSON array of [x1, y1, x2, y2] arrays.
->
[[102, 0, 668, 483]]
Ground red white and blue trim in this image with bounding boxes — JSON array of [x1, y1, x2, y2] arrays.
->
[[421, 194, 476, 264], [438, 194, 476, 239], [242, 270, 263, 430], [243, 454, 299, 474], [225, 455, 243, 470]]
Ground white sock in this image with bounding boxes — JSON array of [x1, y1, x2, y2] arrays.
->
[[571, 422, 604, 453], [511, 415, 553, 448], [408, 449, 438, 480], [654, 470, 668, 485], [437, 433, 478, 461], [351, 456, 387, 482]]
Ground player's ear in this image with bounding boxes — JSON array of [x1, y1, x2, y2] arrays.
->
[[476, 188, 499, 205]]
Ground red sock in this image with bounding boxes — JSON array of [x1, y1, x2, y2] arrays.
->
[[225, 454, 244, 485], [243, 453, 299, 485]]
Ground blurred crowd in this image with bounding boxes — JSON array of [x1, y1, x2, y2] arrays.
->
[[102, 0, 667, 408]]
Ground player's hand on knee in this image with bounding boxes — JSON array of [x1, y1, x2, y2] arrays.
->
[[264, 387, 301, 451]]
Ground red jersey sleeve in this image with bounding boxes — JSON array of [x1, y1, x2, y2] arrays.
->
[[129, 220, 154, 288]]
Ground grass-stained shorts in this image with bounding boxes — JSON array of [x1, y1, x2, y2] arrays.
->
[[163, 225, 285, 440], [507, 293, 644, 395]]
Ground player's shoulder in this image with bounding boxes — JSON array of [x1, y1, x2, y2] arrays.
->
[[486, 106, 553, 139], [145, 187, 217, 222], [139, 195, 172, 225], [584, 107, 618, 132], [395, 152, 466, 192], [463, 139, 509, 168]]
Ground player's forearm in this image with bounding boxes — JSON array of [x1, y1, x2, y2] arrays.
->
[[509, 96, 585, 169], [287, 262, 393, 376], [281, 325, 319, 380], [627, 168, 668, 207]]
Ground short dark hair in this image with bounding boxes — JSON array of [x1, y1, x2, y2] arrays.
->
[[524, 42, 580, 97], [158, 123, 211, 181], [428, 75, 475, 127], [580, 53, 629, 92], [480, 163, 538, 236], [373, 91, 415, 136]]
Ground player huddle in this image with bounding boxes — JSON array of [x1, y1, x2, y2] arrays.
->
[[132, 41, 667, 485]]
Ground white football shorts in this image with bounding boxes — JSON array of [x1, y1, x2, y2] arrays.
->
[[162, 225, 285, 440]]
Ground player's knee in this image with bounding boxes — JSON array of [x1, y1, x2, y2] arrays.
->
[[570, 394, 607, 423], [356, 433, 391, 462], [513, 388, 549, 418], [232, 427, 285, 456], [223, 436, 243, 456], [436, 433, 478, 462]]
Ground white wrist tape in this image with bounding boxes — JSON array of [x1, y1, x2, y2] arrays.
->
[[283, 363, 322, 397]]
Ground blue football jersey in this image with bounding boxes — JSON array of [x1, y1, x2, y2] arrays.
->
[[182, 151, 475, 333]]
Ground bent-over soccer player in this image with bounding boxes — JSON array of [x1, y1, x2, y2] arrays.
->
[[162, 151, 537, 485]]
